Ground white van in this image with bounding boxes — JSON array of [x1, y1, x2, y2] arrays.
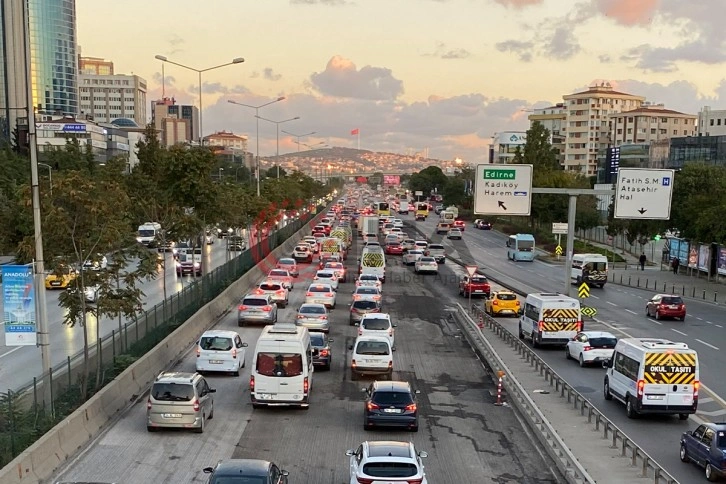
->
[[518, 293, 582, 347], [603, 338, 699, 420], [250, 323, 313, 408], [136, 222, 162, 247], [360, 247, 386, 283], [350, 335, 393, 381], [196, 330, 248, 376], [571, 253, 608, 288]]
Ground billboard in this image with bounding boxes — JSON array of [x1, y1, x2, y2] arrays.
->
[[688, 245, 698, 269], [496, 131, 526, 145], [698, 245, 710, 272], [2, 265, 36, 346], [718, 247, 726, 276], [356, 176, 368, 183], [669, 238, 689, 266], [383, 175, 400, 185]]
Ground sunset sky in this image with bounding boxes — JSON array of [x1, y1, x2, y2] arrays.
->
[[77, 0, 726, 163]]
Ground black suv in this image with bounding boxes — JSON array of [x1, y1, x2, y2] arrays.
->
[[203, 459, 289, 483], [362, 380, 419, 432]]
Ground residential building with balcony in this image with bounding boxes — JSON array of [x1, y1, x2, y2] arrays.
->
[[151, 97, 199, 146], [609, 103, 696, 146], [203, 130, 248, 151], [528, 103, 565, 163]]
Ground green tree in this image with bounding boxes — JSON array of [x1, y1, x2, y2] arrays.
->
[[264, 165, 287, 178], [408, 166, 448, 195], [669, 164, 726, 242]]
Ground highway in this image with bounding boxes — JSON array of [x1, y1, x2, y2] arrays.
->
[[406, 213, 724, 483], [52, 222, 561, 483], [0, 234, 255, 393]]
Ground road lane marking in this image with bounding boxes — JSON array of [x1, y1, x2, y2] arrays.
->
[[590, 295, 599, 299], [0, 346, 23, 360], [625, 309, 636, 315], [700, 397, 714, 404], [671, 329, 688, 336], [696, 339, 720, 350], [717, 325, 724, 328], [707, 321, 714, 325], [696, 316, 703, 321], [647, 319, 662, 325], [606, 301, 617, 306]]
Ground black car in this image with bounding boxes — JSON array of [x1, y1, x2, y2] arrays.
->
[[474, 219, 492, 230], [228, 236, 246, 251], [362, 380, 419, 432], [203, 459, 289, 484], [310, 332, 333, 370]]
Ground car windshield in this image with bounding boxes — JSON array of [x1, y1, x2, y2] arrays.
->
[[255, 353, 303, 377], [269, 270, 287, 277], [357, 287, 379, 294], [662, 296, 683, 304], [408, 250, 422, 255], [242, 298, 267, 306], [388, 243, 400, 247], [497, 293, 517, 301], [210, 476, 267, 484], [471, 276, 487, 283], [353, 300, 378, 310], [317, 272, 334, 278], [310, 333, 325, 346], [589, 337, 617, 348], [279, 259, 295, 265], [362, 319, 389, 330], [309, 286, 331, 293], [360, 275, 378, 281], [356, 341, 390, 355], [200, 336, 233, 351], [372, 391, 413, 405], [327, 263, 343, 269], [138, 229, 155, 237], [362, 462, 418, 478], [259, 284, 282, 291], [420, 258, 435, 263], [151, 382, 194, 401], [429, 245, 444, 250], [301, 306, 326, 314], [295, 246, 309, 251]]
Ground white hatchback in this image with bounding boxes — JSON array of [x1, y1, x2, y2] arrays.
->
[[356, 274, 382, 292], [414, 240, 428, 251], [349, 335, 393, 380], [358, 313, 395, 347], [196, 330, 248, 375], [402, 249, 424, 266], [566, 331, 618, 367], [314, 270, 340, 291]]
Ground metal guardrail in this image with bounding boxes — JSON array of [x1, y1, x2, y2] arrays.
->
[[609, 271, 724, 304]]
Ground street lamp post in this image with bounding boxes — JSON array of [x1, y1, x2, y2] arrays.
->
[[154, 55, 245, 144], [218, 167, 224, 180], [38, 162, 52, 197], [228, 97, 286, 196], [255, 115, 300, 178], [282, 130, 316, 154]]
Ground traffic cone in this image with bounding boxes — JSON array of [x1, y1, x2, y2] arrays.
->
[[494, 375, 505, 406]]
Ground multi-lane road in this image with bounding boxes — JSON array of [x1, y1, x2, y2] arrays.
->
[[52, 219, 561, 483], [408, 214, 725, 483]]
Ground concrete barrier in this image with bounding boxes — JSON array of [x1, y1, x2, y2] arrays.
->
[[0, 208, 328, 484]]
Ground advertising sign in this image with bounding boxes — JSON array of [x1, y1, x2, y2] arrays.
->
[[383, 175, 400, 185], [698, 245, 710, 272], [2, 265, 36, 346], [688, 246, 698, 269], [718, 247, 726, 276], [356, 176, 368, 183], [669, 238, 689, 266]]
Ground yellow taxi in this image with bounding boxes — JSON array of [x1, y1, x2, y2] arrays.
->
[[44, 265, 78, 290], [485, 290, 521, 317]]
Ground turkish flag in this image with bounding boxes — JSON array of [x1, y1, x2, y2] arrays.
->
[[350, 128, 359, 135]]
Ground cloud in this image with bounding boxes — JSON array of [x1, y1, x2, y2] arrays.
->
[[152, 72, 176, 86], [263, 68, 282, 81], [185, 82, 251, 95], [594, 0, 658, 26], [492, 0, 544, 8], [544, 27, 581, 60], [250, 71, 260, 78], [495, 40, 534, 62], [166, 34, 185, 55], [423, 42, 471, 60], [310, 55, 404, 101], [599, 54, 612, 63]]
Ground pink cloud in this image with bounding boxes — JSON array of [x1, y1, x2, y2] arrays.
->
[[493, 0, 544, 8], [595, 0, 659, 26]]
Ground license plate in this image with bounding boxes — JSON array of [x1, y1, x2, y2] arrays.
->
[[209, 360, 224, 364], [384, 408, 401, 413], [646, 395, 664, 400], [256, 393, 274, 400], [474, 290, 483, 293], [670, 305, 679, 309], [315, 299, 327, 304], [51, 282, 61, 286], [365, 359, 378, 364], [544, 331, 558, 336], [162, 413, 182, 418]]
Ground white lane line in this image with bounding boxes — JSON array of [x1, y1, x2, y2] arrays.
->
[[696, 316, 703, 321], [707, 321, 714, 325], [590, 295, 600, 299], [606, 301, 617, 306], [671, 328, 688, 336], [625, 309, 636, 315], [534, 272, 546, 277], [717, 325, 724, 329], [647, 319, 662, 325], [696, 339, 720, 351], [0, 346, 23, 360]]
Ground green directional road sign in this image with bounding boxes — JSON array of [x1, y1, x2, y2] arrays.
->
[[581, 306, 598, 317], [578, 282, 590, 298], [474, 164, 533, 216], [555, 245, 563, 256], [483, 169, 516, 180]]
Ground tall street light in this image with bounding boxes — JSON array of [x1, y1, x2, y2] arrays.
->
[[154, 55, 245, 144], [282, 130, 316, 153], [256, 115, 299, 178], [228, 97, 286, 196]]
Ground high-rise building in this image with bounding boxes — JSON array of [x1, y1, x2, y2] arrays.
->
[[79, 73, 147, 126], [151, 97, 199, 146], [697, 106, 726, 137], [0, 0, 27, 140], [79, 56, 113, 75], [527, 103, 566, 164], [561, 83, 645, 175]]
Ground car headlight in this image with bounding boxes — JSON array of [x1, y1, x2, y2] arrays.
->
[[175, 263, 182, 269], [136, 237, 143, 243], [194, 262, 200, 268]]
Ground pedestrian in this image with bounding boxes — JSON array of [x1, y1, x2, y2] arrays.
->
[[672, 257, 680, 275], [639, 253, 646, 271]]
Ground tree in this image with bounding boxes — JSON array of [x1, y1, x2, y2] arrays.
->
[[264, 165, 286, 178], [512, 121, 559, 171], [408, 166, 448, 195], [669, 164, 726, 243]]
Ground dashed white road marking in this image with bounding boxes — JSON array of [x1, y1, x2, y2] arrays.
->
[[671, 328, 688, 336], [696, 339, 720, 351], [625, 309, 636, 315], [606, 301, 617, 306], [706, 321, 714, 325], [647, 319, 662, 325], [696, 316, 703, 321]]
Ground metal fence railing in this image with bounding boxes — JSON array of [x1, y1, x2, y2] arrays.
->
[[0, 205, 326, 468]]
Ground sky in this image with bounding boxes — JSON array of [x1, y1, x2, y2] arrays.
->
[[77, 0, 726, 163]]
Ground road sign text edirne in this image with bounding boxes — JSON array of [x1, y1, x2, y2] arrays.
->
[[474, 164, 533, 216], [614, 168, 674, 220]]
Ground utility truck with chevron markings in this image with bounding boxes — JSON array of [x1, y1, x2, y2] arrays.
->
[[603, 338, 699, 420], [518, 292, 582, 347]]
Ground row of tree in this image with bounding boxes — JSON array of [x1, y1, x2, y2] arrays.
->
[[0, 126, 333, 398]]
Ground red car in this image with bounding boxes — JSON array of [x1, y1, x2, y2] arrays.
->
[[459, 274, 490, 298], [454, 220, 466, 231], [646, 294, 686, 321], [385, 242, 404, 255]]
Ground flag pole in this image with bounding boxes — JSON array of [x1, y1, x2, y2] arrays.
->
[[357, 131, 360, 150]]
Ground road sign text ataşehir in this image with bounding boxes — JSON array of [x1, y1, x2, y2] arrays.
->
[[614, 168, 674, 220]]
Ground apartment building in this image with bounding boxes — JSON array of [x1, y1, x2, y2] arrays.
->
[[151, 97, 199, 146], [203, 130, 248, 152], [488, 131, 526, 164], [697, 106, 726, 136], [528, 103, 566, 163], [79, 74, 147, 126], [609, 103, 696, 145], [562, 83, 645, 175], [79, 56, 114, 75]]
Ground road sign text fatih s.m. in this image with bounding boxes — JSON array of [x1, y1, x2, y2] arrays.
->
[[614, 168, 674, 220]]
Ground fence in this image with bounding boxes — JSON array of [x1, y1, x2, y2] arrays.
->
[[0, 205, 325, 468], [609, 271, 726, 304]]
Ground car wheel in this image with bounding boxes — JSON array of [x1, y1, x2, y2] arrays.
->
[[241, 358, 246, 369], [208, 404, 214, 420], [531, 332, 539, 348], [252, 402, 263, 409], [679, 413, 689, 421], [578, 354, 586, 367], [680, 314, 686, 321], [625, 396, 638, 419], [146, 426, 158, 432], [194, 414, 205, 433], [411, 424, 419, 432], [655, 310, 661, 320], [518, 324, 524, 339], [233, 368, 240, 377], [324, 363, 331, 371], [679, 443, 690, 463], [351, 370, 358, 381], [645, 306, 650, 317], [238, 320, 245, 327], [604, 380, 612, 400], [706, 463, 717, 481], [565, 346, 572, 360]]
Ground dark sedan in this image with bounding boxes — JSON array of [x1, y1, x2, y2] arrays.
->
[[474, 219, 492, 230], [203, 459, 289, 483], [362, 380, 419, 432], [310, 332, 333, 371]]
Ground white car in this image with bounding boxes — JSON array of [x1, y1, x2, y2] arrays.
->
[[414, 240, 428, 251], [353, 286, 382, 304], [82, 254, 108, 271], [84, 284, 100, 303], [347, 441, 428, 484], [305, 283, 337, 309], [401, 239, 416, 251], [358, 313, 395, 347], [363, 233, 377, 244], [402, 249, 424, 266], [266, 269, 294, 290], [415, 256, 439, 274], [314, 270, 340, 291], [566, 331, 618, 367], [364, 241, 381, 249], [349, 335, 393, 380], [293, 244, 313, 263], [356, 274, 382, 291], [196, 329, 248, 376], [253, 280, 290, 308], [447, 228, 463, 240], [392, 219, 404, 228]]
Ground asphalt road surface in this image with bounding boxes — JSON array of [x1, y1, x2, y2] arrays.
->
[[407, 214, 721, 484], [53, 227, 561, 484]]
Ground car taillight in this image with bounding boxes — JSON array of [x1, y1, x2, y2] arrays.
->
[[192, 399, 200, 412], [388, 361, 393, 369], [351, 359, 357, 368], [694, 381, 700, 397], [538, 321, 544, 331], [262, 305, 272, 311], [253, 289, 263, 295], [249, 375, 255, 392], [515, 300, 520, 306], [319, 349, 329, 356], [306, 292, 313, 296], [196, 346, 201, 357], [354, 295, 361, 300], [493, 300, 498, 306], [238, 305, 249, 311], [231, 348, 237, 359], [320, 315, 328, 320], [407, 479, 424, 484], [366, 402, 380, 410], [388, 329, 393, 336], [637, 379, 645, 397], [680, 304, 685, 309], [356, 477, 374, 484], [583, 345, 592, 352], [326, 293, 334, 297], [276, 290, 285, 295], [303, 377, 309, 394], [405, 403, 417, 412], [358, 328, 363, 335], [577, 321, 583, 331], [146, 398, 152, 410]]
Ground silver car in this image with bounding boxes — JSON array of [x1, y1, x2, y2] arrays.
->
[[353, 286, 382, 305], [401, 239, 416, 251], [237, 294, 278, 326], [296, 303, 330, 333], [253, 281, 289, 308], [415, 256, 439, 274], [146, 372, 215, 433], [356, 274, 382, 291], [305, 283, 337, 309], [314, 270, 340, 291], [402, 249, 424, 266]]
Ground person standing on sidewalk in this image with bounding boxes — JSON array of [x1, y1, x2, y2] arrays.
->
[[672, 256, 680, 274], [639, 253, 646, 270]]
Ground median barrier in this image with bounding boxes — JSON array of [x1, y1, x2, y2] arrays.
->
[[0, 208, 327, 484]]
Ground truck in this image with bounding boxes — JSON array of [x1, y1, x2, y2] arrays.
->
[[360, 215, 379, 237], [446, 206, 459, 219], [398, 201, 409, 214]]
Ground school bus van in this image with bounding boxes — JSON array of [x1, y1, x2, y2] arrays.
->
[[518, 293, 582, 347], [603, 338, 699, 420], [359, 247, 386, 282], [571, 253, 608, 288]]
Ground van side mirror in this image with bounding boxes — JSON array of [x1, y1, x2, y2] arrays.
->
[[241, 342, 249, 347], [602, 359, 612, 369], [209, 388, 217, 393], [348, 345, 354, 350], [392, 323, 398, 327]]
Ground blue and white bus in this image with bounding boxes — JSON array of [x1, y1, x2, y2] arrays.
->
[[507, 233, 535, 261]]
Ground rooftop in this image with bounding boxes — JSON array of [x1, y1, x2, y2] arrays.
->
[[614, 106, 693, 116]]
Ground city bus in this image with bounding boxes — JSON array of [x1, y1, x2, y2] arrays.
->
[[376, 201, 390, 216], [506, 233, 536, 261]]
